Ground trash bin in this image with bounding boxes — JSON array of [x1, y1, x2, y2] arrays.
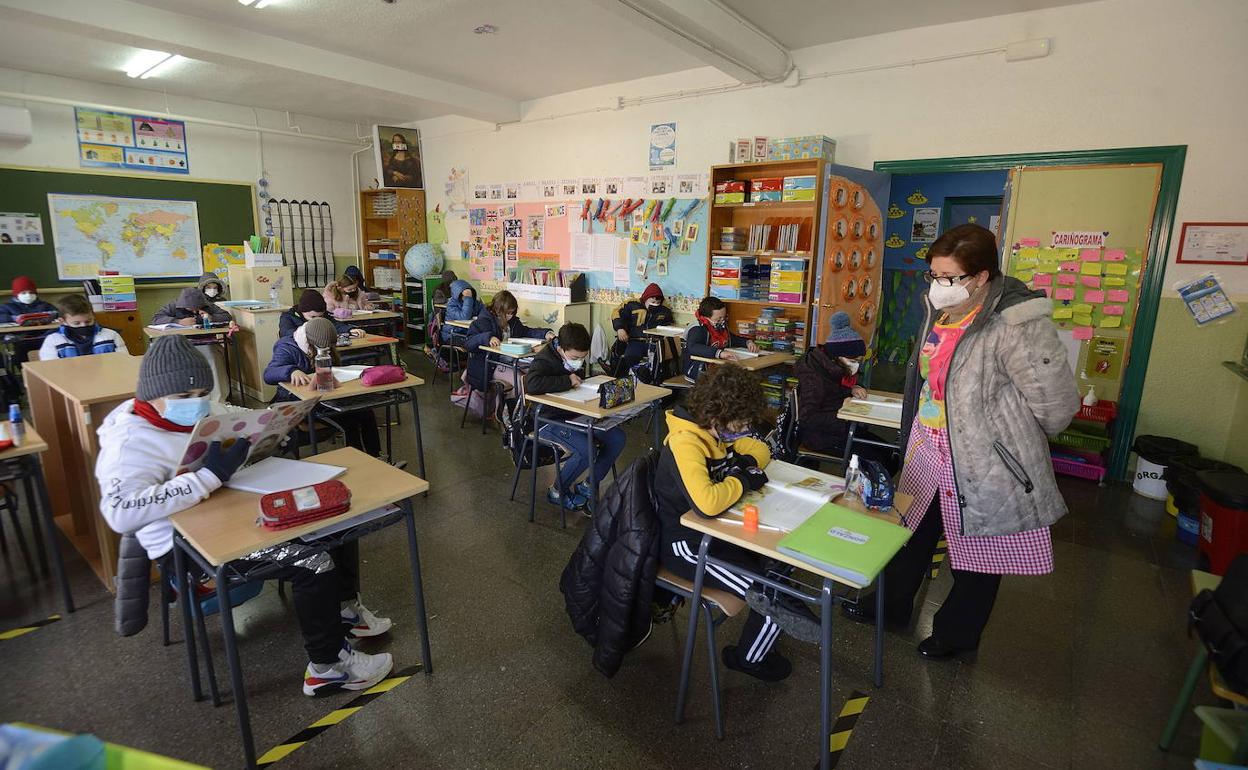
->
[[1132, 435, 1198, 500], [1197, 469, 1248, 575], [1165, 455, 1239, 544]]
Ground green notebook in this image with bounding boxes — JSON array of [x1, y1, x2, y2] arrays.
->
[[776, 502, 912, 586]]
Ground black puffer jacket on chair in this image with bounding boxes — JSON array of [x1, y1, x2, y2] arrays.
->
[[559, 449, 661, 678]]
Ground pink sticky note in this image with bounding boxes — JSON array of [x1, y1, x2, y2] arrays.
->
[[1072, 326, 1094, 341], [1107, 289, 1129, 303], [1059, 262, 1079, 272], [1084, 290, 1105, 304], [1104, 249, 1126, 261], [1054, 288, 1075, 301], [1103, 304, 1125, 316], [1079, 248, 1102, 262], [1081, 275, 1102, 288], [1033, 273, 1053, 287], [1040, 287, 1052, 297], [1020, 238, 1041, 248], [1057, 274, 1077, 286]]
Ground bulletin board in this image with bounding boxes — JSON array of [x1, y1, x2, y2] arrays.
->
[[465, 197, 710, 300]]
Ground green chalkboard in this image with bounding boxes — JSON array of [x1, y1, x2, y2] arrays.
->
[[0, 165, 255, 287]]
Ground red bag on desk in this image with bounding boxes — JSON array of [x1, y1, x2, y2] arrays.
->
[[258, 481, 352, 530], [361, 365, 405, 386]]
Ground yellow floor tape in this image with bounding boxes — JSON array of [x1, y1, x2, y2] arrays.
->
[[827, 690, 869, 768], [0, 614, 61, 641]]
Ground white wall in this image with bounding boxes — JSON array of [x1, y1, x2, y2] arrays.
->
[[413, 0, 1248, 296], [0, 67, 365, 256]]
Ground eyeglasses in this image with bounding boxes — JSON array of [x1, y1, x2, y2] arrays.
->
[[922, 271, 975, 287]]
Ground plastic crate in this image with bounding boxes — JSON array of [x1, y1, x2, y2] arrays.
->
[[1051, 454, 1107, 482], [1050, 430, 1111, 452], [1075, 400, 1118, 424]]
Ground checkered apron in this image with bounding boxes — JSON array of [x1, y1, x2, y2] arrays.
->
[[898, 418, 1054, 576]]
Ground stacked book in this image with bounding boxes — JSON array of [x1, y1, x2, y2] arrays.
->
[[754, 306, 800, 351], [98, 273, 137, 311], [719, 227, 747, 252], [761, 371, 799, 410]]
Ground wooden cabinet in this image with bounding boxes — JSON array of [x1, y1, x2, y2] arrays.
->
[[96, 309, 145, 353], [360, 189, 427, 349]]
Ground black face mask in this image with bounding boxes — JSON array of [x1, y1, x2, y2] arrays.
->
[[66, 325, 95, 344]]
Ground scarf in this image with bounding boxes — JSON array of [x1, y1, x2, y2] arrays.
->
[[132, 399, 194, 433], [696, 312, 729, 348], [293, 324, 312, 357]]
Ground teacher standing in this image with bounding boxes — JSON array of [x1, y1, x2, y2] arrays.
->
[[843, 224, 1079, 659]]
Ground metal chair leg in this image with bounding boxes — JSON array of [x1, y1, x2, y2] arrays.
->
[[189, 588, 222, 707], [703, 604, 725, 740], [508, 449, 524, 502], [1160, 647, 1209, 750], [460, 386, 473, 429], [4, 504, 36, 582]]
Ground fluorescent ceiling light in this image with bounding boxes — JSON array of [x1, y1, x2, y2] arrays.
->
[[139, 55, 185, 79], [125, 49, 176, 78], [240, 0, 279, 7]]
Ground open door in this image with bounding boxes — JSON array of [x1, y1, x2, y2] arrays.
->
[[813, 165, 891, 347]]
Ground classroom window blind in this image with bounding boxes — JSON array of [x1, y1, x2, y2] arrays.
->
[[272, 199, 335, 288]]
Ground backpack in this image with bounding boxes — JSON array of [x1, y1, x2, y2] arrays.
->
[[501, 398, 564, 469], [765, 389, 799, 463], [1189, 553, 1248, 693]]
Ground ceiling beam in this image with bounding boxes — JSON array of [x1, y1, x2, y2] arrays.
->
[[0, 0, 521, 124]]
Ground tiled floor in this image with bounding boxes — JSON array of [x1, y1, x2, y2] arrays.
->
[[0, 352, 1215, 768]]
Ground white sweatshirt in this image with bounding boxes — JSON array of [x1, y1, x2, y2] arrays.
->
[[94, 399, 225, 560]]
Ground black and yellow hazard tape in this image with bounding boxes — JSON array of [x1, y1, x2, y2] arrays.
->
[[257, 665, 421, 766], [0, 614, 61, 641], [826, 690, 869, 768], [930, 538, 948, 579]]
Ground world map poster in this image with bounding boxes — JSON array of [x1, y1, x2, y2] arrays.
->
[[47, 193, 203, 279]]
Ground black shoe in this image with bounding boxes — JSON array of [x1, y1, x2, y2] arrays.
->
[[746, 587, 821, 644], [722, 645, 792, 682], [841, 599, 908, 631], [917, 635, 976, 660]]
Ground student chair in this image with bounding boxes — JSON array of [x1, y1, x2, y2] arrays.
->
[[0, 481, 36, 583], [656, 567, 746, 740], [781, 389, 846, 472]]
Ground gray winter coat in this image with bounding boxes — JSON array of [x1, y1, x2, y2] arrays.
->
[[900, 275, 1079, 538]]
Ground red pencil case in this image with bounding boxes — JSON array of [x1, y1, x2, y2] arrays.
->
[[258, 481, 352, 530]]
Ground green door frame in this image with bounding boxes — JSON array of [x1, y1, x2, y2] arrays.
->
[[875, 146, 1188, 480], [939, 195, 1005, 232]]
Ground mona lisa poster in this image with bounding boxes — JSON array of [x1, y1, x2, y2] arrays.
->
[[372, 125, 424, 189]]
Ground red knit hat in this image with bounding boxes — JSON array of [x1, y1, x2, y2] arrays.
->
[[640, 283, 664, 304], [11, 276, 36, 295]]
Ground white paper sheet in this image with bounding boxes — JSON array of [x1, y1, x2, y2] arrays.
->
[[226, 456, 346, 495], [592, 234, 618, 272], [569, 232, 592, 270]]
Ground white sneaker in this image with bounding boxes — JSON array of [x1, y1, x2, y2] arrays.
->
[[341, 598, 393, 638], [303, 644, 393, 696]]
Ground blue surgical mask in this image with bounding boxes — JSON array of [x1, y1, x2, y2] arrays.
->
[[719, 429, 750, 442], [161, 396, 211, 427], [562, 354, 584, 372]]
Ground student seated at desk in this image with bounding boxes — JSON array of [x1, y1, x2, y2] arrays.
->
[[279, 289, 361, 339], [324, 272, 374, 315], [198, 271, 228, 301], [0, 276, 59, 369], [611, 282, 674, 377], [152, 287, 232, 326], [464, 290, 554, 400], [655, 364, 815, 682], [680, 296, 758, 382], [264, 317, 381, 457], [441, 279, 486, 343], [39, 294, 128, 359], [525, 323, 626, 514], [431, 269, 458, 307], [794, 311, 869, 455], [95, 336, 394, 695]]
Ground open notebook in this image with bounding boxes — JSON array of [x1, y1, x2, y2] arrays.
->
[[724, 347, 760, 359], [724, 460, 846, 532], [556, 375, 616, 403]]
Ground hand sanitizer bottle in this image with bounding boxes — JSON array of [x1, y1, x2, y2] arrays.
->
[[843, 454, 862, 504]]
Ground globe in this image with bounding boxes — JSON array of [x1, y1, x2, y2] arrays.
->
[[403, 242, 443, 279]]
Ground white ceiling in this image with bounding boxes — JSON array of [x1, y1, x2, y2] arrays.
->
[[0, 0, 1095, 127]]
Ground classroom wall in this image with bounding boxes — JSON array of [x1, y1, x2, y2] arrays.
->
[[412, 0, 1248, 464]]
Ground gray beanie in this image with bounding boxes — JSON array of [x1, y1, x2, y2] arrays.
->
[[137, 335, 214, 401], [176, 287, 209, 310], [304, 317, 338, 351]]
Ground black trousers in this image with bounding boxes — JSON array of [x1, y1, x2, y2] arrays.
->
[[335, 411, 381, 457], [881, 497, 1002, 650]]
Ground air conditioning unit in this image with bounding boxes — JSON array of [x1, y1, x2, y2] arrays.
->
[[0, 105, 33, 144]]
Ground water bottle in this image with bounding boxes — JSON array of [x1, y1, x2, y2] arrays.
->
[[9, 403, 24, 446], [843, 454, 862, 504], [314, 347, 334, 391]]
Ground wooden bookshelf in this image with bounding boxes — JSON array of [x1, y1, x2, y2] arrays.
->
[[359, 188, 427, 347]]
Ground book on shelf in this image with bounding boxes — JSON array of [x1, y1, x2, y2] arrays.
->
[[776, 503, 911, 585], [723, 460, 846, 532]]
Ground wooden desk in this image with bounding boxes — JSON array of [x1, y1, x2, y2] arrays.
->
[[144, 325, 243, 402], [446, 319, 472, 330], [342, 310, 402, 337], [693, 351, 796, 371], [480, 342, 548, 396], [524, 383, 670, 524], [282, 373, 427, 480], [836, 390, 904, 467], [340, 333, 401, 365], [1, 322, 59, 334], [23, 353, 142, 587], [225, 305, 285, 403], [644, 326, 688, 339], [171, 448, 433, 768], [0, 426, 74, 612]]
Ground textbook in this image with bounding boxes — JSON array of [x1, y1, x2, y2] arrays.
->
[[777, 503, 912, 585], [727, 460, 845, 532], [174, 399, 321, 476], [556, 375, 615, 403]]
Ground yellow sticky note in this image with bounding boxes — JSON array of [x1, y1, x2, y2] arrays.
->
[[1099, 316, 1122, 328], [1080, 262, 1102, 276], [1104, 276, 1126, 286], [1018, 247, 1041, 261], [1073, 303, 1093, 314], [1036, 262, 1059, 274], [1016, 270, 1034, 282], [1052, 307, 1074, 320], [1073, 313, 1093, 326], [1105, 263, 1128, 276]]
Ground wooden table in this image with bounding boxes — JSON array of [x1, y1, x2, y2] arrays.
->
[[523, 382, 670, 525], [836, 390, 904, 468], [644, 326, 689, 339], [341, 310, 403, 337], [675, 492, 909, 770], [171, 448, 432, 768], [23, 353, 142, 587], [693, 351, 797, 371], [282, 372, 426, 480], [1, 323, 60, 376], [339, 333, 401, 366], [0, 425, 74, 612], [144, 324, 243, 402]]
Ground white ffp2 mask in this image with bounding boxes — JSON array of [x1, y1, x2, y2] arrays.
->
[[928, 282, 971, 310]]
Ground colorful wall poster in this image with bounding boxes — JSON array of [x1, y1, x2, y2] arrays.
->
[[1176, 274, 1237, 325], [0, 213, 44, 245], [649, 122, 677, 170], [911, 207, 940, 243], [76, 107, 189, 174]]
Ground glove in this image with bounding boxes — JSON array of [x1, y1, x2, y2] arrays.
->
[[201, 438, 251, 483], [728, 453, 758, 472], [727, 465, 768, 492]]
